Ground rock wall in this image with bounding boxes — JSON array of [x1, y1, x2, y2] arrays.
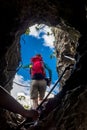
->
[[0, 0, 87, 130], [53, 26, 80, 90]]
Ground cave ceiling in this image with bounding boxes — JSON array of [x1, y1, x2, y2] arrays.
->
[[0, 0, 87, 89], [0, 0, 87, 129]]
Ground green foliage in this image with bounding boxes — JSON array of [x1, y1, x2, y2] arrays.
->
[[47, 32, 50, 35], [50, 51, 56, 59], [17, 95, 25, 100], [24, 105, 30, 109], [25, 28, 30, 35], [35, 24, 45, 31], [35, 26, 40, 31]]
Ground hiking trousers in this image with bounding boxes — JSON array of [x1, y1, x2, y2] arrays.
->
[[30, 79, 47, 99]]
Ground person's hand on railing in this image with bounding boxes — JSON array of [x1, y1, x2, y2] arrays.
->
[[22, 109, 40, 121], [45, 77, 51, 87]]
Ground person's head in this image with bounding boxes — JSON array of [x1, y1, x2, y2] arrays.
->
[[35, 54, 42, 57], [35, 54, 43, 59]]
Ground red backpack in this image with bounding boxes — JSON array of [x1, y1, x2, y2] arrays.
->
[[30, 55, 46, 78]]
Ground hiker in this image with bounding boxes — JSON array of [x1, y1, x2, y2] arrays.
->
[[23, 54, 52, 109], [0, 85, 39, 120]]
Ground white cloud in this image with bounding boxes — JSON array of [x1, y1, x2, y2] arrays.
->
[[29, 24, 41, 38], [11, 73, 56, 108], [29, 24, 55, 49], [11, 73, 58, 101], [11, 74, 30, 99], [42, 34, 55, 49]]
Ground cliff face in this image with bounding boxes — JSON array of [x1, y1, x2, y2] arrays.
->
[[0, 0, 87, 130], [53, 27, 80, 89]]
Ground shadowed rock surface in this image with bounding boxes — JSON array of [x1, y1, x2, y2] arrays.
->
[[0, 0, 87, 130]]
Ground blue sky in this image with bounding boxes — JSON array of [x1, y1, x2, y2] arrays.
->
[[11, 24, 59, 98], [19, 34, 58, 82]]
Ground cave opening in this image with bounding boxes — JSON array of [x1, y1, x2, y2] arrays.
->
[[11, 24, 59, 108], [11, 22, 80, 109]]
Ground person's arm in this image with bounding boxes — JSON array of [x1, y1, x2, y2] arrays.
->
[[21, 64, 30, 69], [0, 86, 39, 120], [44, 63, 52, 80]]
